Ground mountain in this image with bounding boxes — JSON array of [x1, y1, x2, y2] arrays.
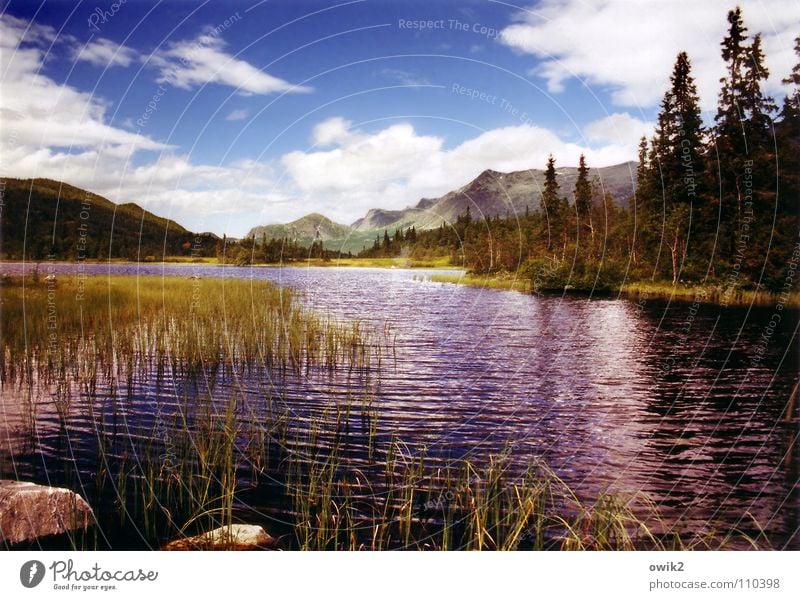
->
[[247, 213, 353, 245], [350, 161, 637, 233], [0, 178, 218, 260], [248, 161, 638, 253], [350, 197, 438, 231]]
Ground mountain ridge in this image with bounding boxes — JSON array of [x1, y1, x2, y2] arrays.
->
[[247, 161, 637, 252]]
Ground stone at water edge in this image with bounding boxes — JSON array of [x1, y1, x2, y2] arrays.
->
[[0, 480, 95, 546], [163, 524, 278, 550]]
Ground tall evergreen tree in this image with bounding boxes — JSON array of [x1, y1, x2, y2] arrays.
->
[[714, 8, 777, 278], [653, 52, 705, 207], [574, 154, 593, 245], [541, 154, 560, 251], [781, 36, 800, 124]]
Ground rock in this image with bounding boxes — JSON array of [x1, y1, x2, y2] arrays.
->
[[0, 480, 95, 546], [162, 524, 277, 551], [163, 524, 278, 551]]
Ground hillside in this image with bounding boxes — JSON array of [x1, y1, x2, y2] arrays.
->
[[0, 178, 218, 260], [248, 161, 638, 253], [351, 162, 637, 233], [247, 212, 353, 245]]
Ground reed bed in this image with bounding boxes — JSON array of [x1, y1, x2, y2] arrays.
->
[[0, 274, 375, 386]]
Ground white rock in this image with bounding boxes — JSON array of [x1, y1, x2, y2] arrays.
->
[[163, 524, 277, 550], [0, 480, 95, 546]]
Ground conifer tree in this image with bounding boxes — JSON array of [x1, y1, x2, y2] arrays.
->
[[541, 154, 560, 251], [574, 154, 593, 246]]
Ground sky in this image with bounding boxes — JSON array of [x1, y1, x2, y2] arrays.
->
[[1, 0, 798, 236]]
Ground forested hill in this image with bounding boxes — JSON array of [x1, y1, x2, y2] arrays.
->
[[0, 178, 218, 260]]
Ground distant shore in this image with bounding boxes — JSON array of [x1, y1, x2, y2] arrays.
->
[[0, 256, 461, 270], [432, 273, 800, 308]]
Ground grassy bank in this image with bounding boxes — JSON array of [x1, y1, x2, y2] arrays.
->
[[432, 270, 800, 307], [618, 280, 800, 307], [260, 255, 457, 269], [431, 272, 532, 293]]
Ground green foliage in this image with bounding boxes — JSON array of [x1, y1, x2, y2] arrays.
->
[[0, 178, 218, 261]]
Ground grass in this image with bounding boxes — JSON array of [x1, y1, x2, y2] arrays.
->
[[0, 273, 771, 550], [431, 270, 800, 307], [619, 280, 800, 307], [431, 272, 532, 293], [0, 274, 376, 383]]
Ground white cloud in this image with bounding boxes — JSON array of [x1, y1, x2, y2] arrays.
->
[[379, 68, 431, 87], [279, 117, 640, 225], [225, 108, 249, 121], [311, 117, 353, 146], [72, 38, 138, 68], [0, 16, 165, 154], [500, 0, 800, 111], [150, 33, 312, 95], [0, 13, 66, 47], [585, 113, 654, 147], [0, 15, 280, 236]]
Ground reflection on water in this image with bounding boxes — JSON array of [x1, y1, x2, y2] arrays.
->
[[1, 262, 798, 548]]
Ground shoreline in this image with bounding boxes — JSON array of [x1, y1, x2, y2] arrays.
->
[[4, 260, 796, 307], [0, 256, 461, 270], [432, 273, 800, 308]]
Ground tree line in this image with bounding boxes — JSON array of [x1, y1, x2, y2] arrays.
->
[[355, 7, 799, 294]]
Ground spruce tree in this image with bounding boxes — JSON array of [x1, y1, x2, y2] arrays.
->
[[541, 154, 560, 251], [653, 52, 705, 207], [574, 154, 593, 246], [714, 8, 777, 280]]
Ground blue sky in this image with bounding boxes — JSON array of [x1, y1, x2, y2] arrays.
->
[[1, 0, 798, 236]]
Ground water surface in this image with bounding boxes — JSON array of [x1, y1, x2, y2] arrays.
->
[[2, 262, 798, 548]]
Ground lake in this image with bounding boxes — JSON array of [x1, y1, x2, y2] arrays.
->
[[1, 262, 798, 549]]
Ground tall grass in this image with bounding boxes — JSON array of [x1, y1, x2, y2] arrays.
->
[[431, 271, 800, 307]]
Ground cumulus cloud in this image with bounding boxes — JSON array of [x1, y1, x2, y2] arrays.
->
[[311, 117, 353, 147], [500, 0, 800, 111], [585, 113, 654, 147], [278, 117, 640, 224], [0, 14, 280, 235], [72, 38, 138, 68], [150, 32, 312, 95], [0, 15, 165, 154]]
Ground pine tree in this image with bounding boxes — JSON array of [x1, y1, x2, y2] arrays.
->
[[714, 8, 777, 277], [541, 154, 560, 251], [652, 52, 705, 207], [781, 36, 800, 124], [574, 154, 593, 246]]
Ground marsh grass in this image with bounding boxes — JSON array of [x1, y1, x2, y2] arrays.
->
[[431, 273, 531, 293], [619, 280, 800, 307], [0, 274, 768, 550], [430, 271, 800, 307]]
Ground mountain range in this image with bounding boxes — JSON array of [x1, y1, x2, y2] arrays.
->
[[248, 161, 637, 253], [1, 161, 637, 260]]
